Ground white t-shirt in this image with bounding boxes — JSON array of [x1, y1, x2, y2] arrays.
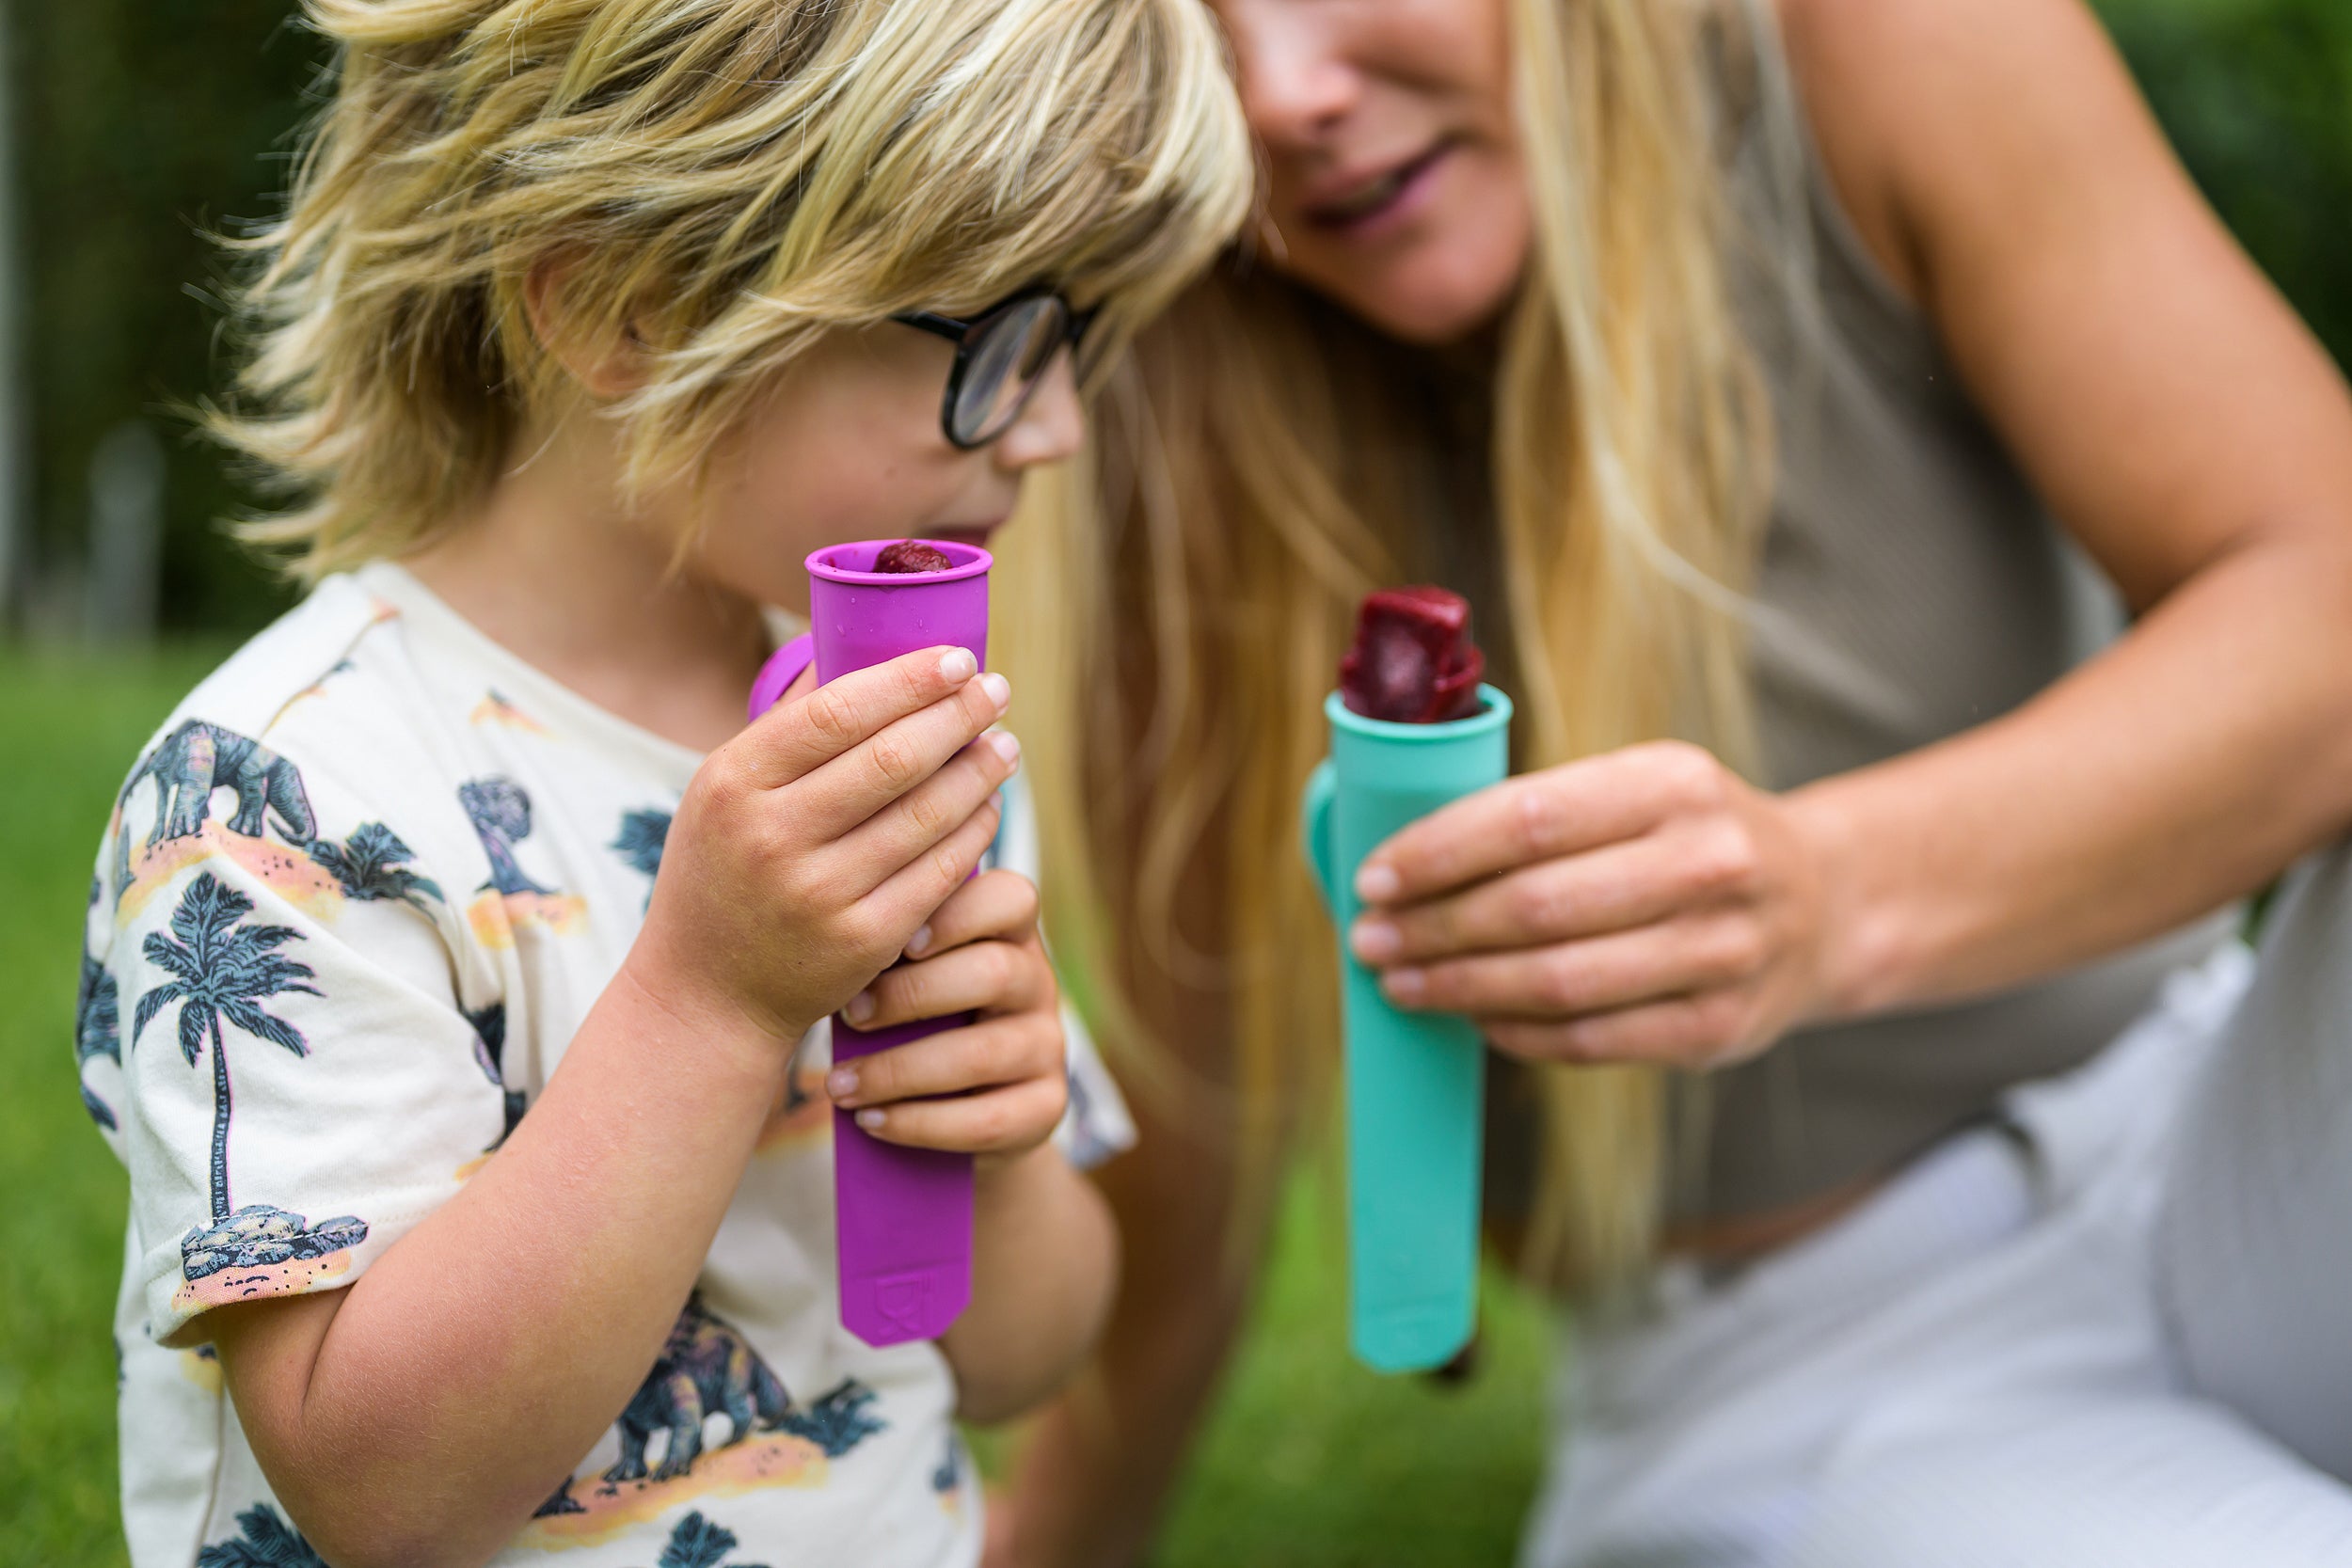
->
[[76, 562, 1134, 1568]]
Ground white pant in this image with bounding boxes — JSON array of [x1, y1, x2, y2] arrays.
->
[[1522, 847, 2352, 1568]]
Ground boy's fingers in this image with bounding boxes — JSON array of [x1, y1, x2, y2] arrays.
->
[[850, 1075, 1068, 1156], [846, 941, 1051, 1037], [830, 733, 1018, 883], [904, 870, 1039, 961], [738, 646, 984, 788], [863, 796, 1005, 936], [796, 679, 1012, 840], [830, 1012, 1061, 1108]]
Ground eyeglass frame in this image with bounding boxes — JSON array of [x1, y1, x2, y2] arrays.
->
[[892, 286, 1101, 451]]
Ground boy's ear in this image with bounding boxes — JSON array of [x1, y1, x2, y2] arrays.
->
[[523, 257, 648, 401]]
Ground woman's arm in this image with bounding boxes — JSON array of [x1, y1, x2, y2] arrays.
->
[[987, 971, 1272, 1568], [1348, 0, 2352, 1067], [990, 1098, 1263, 1568], [1784, 0, 2352, 1012]]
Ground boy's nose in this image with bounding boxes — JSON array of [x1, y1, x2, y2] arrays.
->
[[993, 355, 1084, 470]]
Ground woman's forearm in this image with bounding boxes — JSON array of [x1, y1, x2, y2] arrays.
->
[[1798, 519, 2352, 1021], [944, 1144, 1120, 1426], [215, 958, 792, 1568], [995, 1123, 1264, 1568], [1004, 1281, 1252, 1568]]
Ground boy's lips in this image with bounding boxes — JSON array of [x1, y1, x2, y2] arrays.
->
[[929, 523, 1004, 547]]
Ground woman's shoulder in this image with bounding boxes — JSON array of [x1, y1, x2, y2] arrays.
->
[[1770, 0, 2140, 308]]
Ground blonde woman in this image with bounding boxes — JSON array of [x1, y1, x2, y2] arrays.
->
[[993, 0, 2352, 1562], [72, 2, 1250, 1564]]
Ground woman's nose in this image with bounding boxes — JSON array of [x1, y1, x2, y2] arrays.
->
[[1222, 3, 1359, 151], [993, 355, 1084, 471]]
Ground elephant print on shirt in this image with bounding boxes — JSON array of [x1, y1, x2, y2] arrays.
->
[[116, 721, 317, 894]]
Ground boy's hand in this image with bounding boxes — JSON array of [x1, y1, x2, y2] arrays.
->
[[628, 646, 1020, 1053], [824, 868, 1069, 1156]]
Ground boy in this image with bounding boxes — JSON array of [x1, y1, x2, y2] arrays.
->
[[73, 2, 1248, 1563]]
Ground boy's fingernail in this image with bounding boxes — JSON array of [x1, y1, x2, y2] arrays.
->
[[855, 1109, 887, 1132], [980, 672, 1012, 713], [905, 925, 933, 958], [989, 732, 1022, 769], [1356, 863, 1402, 903], [1384, 967, 1427, 1004], [845, 990, 877, 1025], [1350, 919, 1402, 964], [826, 1068, 860, 1101], [940, 649, 979, 684]]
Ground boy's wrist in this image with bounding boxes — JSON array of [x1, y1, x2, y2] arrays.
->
[[612, 946, 809, 1084]]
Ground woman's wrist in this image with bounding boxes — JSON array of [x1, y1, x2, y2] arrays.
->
[[1782, 775, 1918, 1023]]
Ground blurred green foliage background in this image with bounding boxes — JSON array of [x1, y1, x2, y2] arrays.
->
[[7, 0, 2351, 641], [1, 1, 2347, 1564]]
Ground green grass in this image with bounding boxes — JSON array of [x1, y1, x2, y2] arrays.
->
[[1, 641, 230, 1568], [1149, 1170, 1549, 1568], [0, 642, 1549, 1568]]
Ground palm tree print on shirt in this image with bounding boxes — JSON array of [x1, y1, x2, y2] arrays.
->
[[196, 1503, 327, 1567], [135, 872, 367, 1299], [612, 808, 672, 908], [306, 822, 445, 911], [460, 778, 556, 896], [75, 952, 122, 1130], [649, 1512, 771, 1568]]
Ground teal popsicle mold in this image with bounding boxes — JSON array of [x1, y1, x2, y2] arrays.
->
[[1303, 686, 1512, 1373]]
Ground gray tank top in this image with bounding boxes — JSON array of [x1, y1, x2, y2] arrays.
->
[[1678, 42, 2230, 1220]]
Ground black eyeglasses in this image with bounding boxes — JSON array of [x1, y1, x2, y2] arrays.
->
[[894, 287, 1098, 451]]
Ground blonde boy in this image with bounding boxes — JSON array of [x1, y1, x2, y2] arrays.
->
[[72, 2, 1247, 1563]]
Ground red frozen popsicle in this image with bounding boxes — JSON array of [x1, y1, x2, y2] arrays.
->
[[872, 540, 958, 575], [1340, 586, 1487, 724]]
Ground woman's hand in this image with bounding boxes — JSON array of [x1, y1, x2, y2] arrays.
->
[[1348, 741, 1836, 1069], [824, 867, 1070, 1155]]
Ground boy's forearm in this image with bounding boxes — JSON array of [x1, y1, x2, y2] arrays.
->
[[942, 1146, 1119, 1426], [218, 958, 795, 1568]]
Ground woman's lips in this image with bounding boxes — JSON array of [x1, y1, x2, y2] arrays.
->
[[1300, 143, 1454, 236]]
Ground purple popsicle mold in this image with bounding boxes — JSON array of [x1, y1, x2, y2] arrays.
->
[[748, 539, 991, 1347]]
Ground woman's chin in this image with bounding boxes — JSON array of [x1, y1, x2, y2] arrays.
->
[[1291, 237, 1524, 348], [1333, 273, 1520, 348]]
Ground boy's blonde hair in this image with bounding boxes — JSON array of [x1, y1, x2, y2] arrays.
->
[[218, 0, 1252, 576]]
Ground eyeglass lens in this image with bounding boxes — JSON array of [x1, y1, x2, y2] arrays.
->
[[952, 295, 1072, 447]]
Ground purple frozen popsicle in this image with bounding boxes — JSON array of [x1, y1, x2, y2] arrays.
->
[[747, 537, 992, 1347]]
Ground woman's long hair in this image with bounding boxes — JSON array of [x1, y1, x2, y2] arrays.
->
[[1003, 0, 1777, 1291]]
